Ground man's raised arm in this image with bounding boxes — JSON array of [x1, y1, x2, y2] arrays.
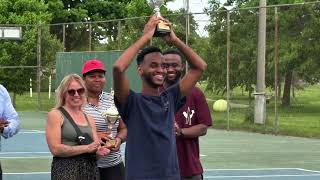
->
[[113, 15, 160, 104], [163, 32, 207, 97]]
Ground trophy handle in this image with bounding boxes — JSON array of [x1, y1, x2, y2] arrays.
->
[[154, 6, 160, 17]]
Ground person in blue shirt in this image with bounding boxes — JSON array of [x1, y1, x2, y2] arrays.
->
[[113, 15, 207, 180], [0, 84, 20, 180]]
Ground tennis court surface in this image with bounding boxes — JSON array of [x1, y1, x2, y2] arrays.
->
[[1, 112, 320, 179], [3, 168, 320, 180]]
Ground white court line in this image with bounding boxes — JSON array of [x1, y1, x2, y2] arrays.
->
[[297, 168, 320, 173], [0, 152, 52, 159], [200, 154, 207, 157], [204, 168, 304, 171], [0, 152, 50, 154], [201, 151, 319, 153], [4, 172, 50, 175], [0, 156, 51, 159], [20, 130, 45, 134], [205, 174, 320, 178]]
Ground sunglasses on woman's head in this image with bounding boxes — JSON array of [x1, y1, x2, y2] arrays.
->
[[67, 88, 85, 96]]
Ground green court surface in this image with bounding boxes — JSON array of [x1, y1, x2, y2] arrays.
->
[[1, 112, 320, 179]]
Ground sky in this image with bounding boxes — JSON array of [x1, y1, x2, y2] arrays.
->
[[167, 0, 222, 36]]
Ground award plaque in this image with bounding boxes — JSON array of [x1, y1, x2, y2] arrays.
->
[[102, 106, 120, 147], [147, 0, 171, 37]]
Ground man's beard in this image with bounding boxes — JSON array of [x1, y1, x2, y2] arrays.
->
[[142, 72, 163, 88], [165, 71, 182, 86]]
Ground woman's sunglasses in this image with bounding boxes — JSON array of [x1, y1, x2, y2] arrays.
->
[[67, 88, 85, 96]]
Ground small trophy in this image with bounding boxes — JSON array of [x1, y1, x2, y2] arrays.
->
[[147, 0, 171, 37], [102, 106, 120, 147]]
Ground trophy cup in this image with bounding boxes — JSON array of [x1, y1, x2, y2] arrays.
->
[[102, 106, 120, 147], [147, 0, 171, 37]]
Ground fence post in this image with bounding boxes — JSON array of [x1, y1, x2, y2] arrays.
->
[[37, 24, 42, 111], [30, 78, 32, 98], [89, 23, 92, 51], [274, 7, 279, 134], [49, 75, 52, 99], [118, 20, 122, 50], [63, 24, 66, 52], [226, 10, 231, 131], [185, 0, 190, 73]]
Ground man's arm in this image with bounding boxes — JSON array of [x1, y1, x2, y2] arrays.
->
[[113, 15, 160, 104], [176, 124, 208, 138], [163, 32, 207, 97], [0, 86, 20, 139], [116, 119, 127, 142], [175, 88, 212, 138]]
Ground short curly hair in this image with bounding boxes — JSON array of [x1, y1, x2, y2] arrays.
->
[[136, 46, 162, 65]]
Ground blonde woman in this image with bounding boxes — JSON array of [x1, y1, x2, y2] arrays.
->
[[46, 74, 109, 180]]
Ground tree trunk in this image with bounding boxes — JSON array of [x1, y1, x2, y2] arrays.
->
[[277, 76, 281, 97], [282, 70, 293, 106], [292, 71, 296, 98], [13, 92, 16, 108], [292, 83, 295, 98], [248, 88, 252, 105]]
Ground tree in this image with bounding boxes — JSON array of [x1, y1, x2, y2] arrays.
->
[[95, 0, 193, 51], [0, 0, 61, 107], [205, 0, 259, 95], [205, 0, 320, 106], [277, 1, 320, 106], [45, 0, 139, 51]]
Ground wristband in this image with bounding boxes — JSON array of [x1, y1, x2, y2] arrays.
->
[[179, 128, 185, 137]]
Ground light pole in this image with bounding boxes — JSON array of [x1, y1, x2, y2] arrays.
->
[[254, 0, 267, 124], [224, 5, 233, 130]]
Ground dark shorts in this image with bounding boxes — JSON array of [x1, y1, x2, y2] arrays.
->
[[0, 162, 2, 180], [181, 174, 203, 180], [99, 162, 125, 180]]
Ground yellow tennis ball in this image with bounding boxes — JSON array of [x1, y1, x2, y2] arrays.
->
[[213, 99, 228, 112]]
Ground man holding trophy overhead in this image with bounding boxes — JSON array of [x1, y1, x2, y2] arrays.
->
[[82, 59, 127, 180], [113, 0, 207, 179]]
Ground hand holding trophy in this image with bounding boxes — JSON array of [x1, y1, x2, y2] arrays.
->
[[102, 106, 120, 148], [147, 0, 171, 37]]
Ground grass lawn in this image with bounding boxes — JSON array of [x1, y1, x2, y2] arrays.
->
[[13, 92, 55, 112], [202, 84, 320, 139], [12, 84, 320, 138]]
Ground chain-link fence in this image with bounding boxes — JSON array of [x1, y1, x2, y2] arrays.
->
[[1, 2, 319, 137]]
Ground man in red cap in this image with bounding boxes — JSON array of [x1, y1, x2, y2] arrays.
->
[[82, 59, 127, 180], [82, 59, 106, 75]]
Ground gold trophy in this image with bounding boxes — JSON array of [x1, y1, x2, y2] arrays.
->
[[102, 106, 120, 147], [147, 0, 171, 37]]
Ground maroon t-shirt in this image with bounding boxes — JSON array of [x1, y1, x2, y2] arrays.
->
[[175, 87, 212, 177]]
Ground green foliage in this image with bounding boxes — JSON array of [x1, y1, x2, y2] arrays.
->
[[14, 92, 55, 112], [243, 105, 254, 123], [203, 82, 320, 138], [45, 0, 158, 51], [205, 0, 320, 106], [0, 0, 61, 99]]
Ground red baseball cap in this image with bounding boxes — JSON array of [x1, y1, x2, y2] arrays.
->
[[82, 59, 106, 75]]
